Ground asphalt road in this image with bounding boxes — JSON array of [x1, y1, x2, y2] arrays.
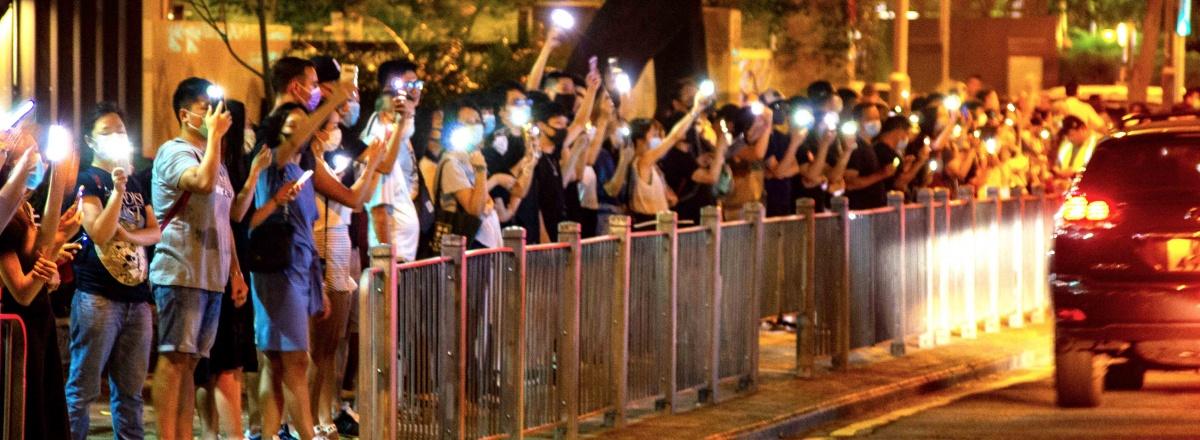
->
[[800, 368, 1200, 439]]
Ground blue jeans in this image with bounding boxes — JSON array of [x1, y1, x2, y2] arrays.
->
[[65, 291, 153, 440]]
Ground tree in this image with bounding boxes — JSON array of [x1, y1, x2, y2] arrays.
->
[[186, 0, 275, 99]]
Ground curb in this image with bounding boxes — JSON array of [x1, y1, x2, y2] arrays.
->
[[706, 346, 1050, 439]]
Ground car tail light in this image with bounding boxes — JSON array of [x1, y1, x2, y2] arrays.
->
[[1061, 195, 1113, 224]]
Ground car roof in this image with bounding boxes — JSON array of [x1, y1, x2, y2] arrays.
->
[[1113, 117, 1200, 139]]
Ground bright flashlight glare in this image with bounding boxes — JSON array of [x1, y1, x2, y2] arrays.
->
[[840, 121, 859, 136], [332, 153, 352, 174], [929, 159, 939, 171], [2, 100, 34, 130], [1040, 129, 1051, 140], [46, 125, 71, 162], [551, 9, 576, 29], [793, 108, 815, 127], [206, 85, 225, 101], [901, 90, 911, 100], [985, 138, 998, 155], [1006, 103, 1016, 112], [952, 125, 963, 138], [908, 114, 920, 125], [614, 73, 632, 94], [619, 124, 631, 137], [823, 112, 840, 129], [1005, 118, 1014, 127], [509, 105, 531, 127], [450, 126, 475, 152], [698, 80, 716, 98], [750, 101, 764, 116], [944, 95, 962, 111]]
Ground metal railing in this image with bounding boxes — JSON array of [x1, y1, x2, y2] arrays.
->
[[2, 314, 27, 440], [359, 186, 1055, 439]]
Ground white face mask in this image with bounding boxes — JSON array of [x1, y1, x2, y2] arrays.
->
[[466, 123, 485, 149], [320, 128, 343, 153], [91, 133, 133, 164], [862, 120, 882, 138], [648, 136, 663, 149]]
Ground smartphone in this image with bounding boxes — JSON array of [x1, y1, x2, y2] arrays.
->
[[341, 64, 359, 88], [3, 100, 35, 130], [295, 170, 315, 188]]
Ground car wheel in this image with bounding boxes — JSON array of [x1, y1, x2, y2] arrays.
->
[[1056, 349, 1104, 407], [1104, 361, 1145, 391]]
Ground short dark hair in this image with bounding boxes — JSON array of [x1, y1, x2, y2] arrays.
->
[[851, 102, 882, 121], [629, 118, 660, 143], [1065, 81, 1080, 98], [488, 80, 525, 111], [806, 80, 834, 103], [975, 88, 995, 102], [377, 59, 419, 89], [271, 57, 316, 97], [880, 115, 911, 135], [172, 77, 213, 124], [533, 101, 567, 123]]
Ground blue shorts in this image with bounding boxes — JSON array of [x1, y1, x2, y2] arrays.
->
[[154, 285, 222, 358]]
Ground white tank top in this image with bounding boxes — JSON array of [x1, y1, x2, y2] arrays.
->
[[631, 163, 670, 215]]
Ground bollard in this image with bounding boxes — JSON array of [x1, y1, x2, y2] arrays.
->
[[932, 188, 952, 345], [700, 206, 723, 403], [501, 228, 528, 438], [887, 192, 908, 356], [916, 189, 936, 348], [557, 222, 583, 439], [357, 245, 396, 440], [831, 197, 852, 371], [957, 186, 978, 340], [1008, 186, 1026, 329], [655, 211, 679, 412], [795, 198, 817, 377], [984, 187, 1002, 334], [605, 216, 632, 427], [744, 202, 766, 391], [440, 235, 468, 440]]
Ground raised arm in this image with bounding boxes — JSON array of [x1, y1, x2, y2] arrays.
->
[[312, 137, 387, 210], [273, 82, 355, 168], [232, 146, 272, 222], [179, 101, 232, 194], [564, 66, 602, 149], [526, 28, 563, 92]]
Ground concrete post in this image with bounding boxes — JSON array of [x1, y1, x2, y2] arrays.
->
[[557, 223, 583, 439], [887, 192, 908, 356], [605, 216, 631, 427], [604, 217, 633, 426], [796, 198, 817, 377], [439, 235, 469, 440], [357, 245, 396, 440], [700, 206, 723, 403], [501, 228, 527, 439], [832, 197, 852, 371], [655, 211, 679, 412]]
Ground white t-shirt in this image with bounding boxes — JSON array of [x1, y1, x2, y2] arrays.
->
[[439, 152, 502, 248], [363, 116, 421, 261]]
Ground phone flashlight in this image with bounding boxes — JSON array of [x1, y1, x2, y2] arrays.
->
[[823, 112, 840, 129], [792, 108, 815, 128], [206, 85, 225, 102], [46, 125, 72, 162], [750, 101, 764, 116], [698, 80, 716, 98], [295, 169, 315, 187], [550, 9, 576, 29], [943, 95, 962, 112], [840, 121, 859, 136], [2, 100, 34, 130], [985, 138, 998, 155]]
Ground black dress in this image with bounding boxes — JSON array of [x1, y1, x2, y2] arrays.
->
[[0, 204, 70, 439]]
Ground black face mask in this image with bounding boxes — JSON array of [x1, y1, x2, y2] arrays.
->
[[548, 128, 568, 156]]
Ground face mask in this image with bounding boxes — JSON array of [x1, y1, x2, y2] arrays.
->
[[91, 133, 133, 164], [25, 158, 45, 190], [548, 128, 568, 150], [343, 100, 362, 127], [243, 128, 257, 154], [896, 137, 909, 152], [321, 128, 343, 153], [306, 86, 322, 112], [185, 110, 208, 139], [863, 120, 882, 138], [648, 136, 663, 149], [483, 114, 497, 134]]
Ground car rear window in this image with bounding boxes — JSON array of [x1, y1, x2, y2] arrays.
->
[[1078, 140, 1200, 196]]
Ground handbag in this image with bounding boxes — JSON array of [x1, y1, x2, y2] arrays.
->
[[245, 170, 296, 273], [428, 160, 482, 254], [88, 174, 148, 286]]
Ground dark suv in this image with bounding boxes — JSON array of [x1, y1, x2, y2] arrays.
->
[[1052, 119, 1200, 407]]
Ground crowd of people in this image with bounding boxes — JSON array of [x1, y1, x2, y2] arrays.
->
[[0, 21, 1148, 440]]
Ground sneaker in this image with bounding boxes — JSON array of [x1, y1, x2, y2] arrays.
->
[[315, 424, 339, 440], [277, 424, 299, 440], [245, 430, 263, 440], [333, 409, 360, 437]]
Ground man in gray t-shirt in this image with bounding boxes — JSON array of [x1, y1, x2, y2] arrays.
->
[[147, 77, 246, 440]]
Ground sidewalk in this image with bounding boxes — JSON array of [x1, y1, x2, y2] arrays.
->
[[580, 323, 1052, 439]]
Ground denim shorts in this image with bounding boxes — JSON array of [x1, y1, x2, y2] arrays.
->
[[154, 285, 222, 358]]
